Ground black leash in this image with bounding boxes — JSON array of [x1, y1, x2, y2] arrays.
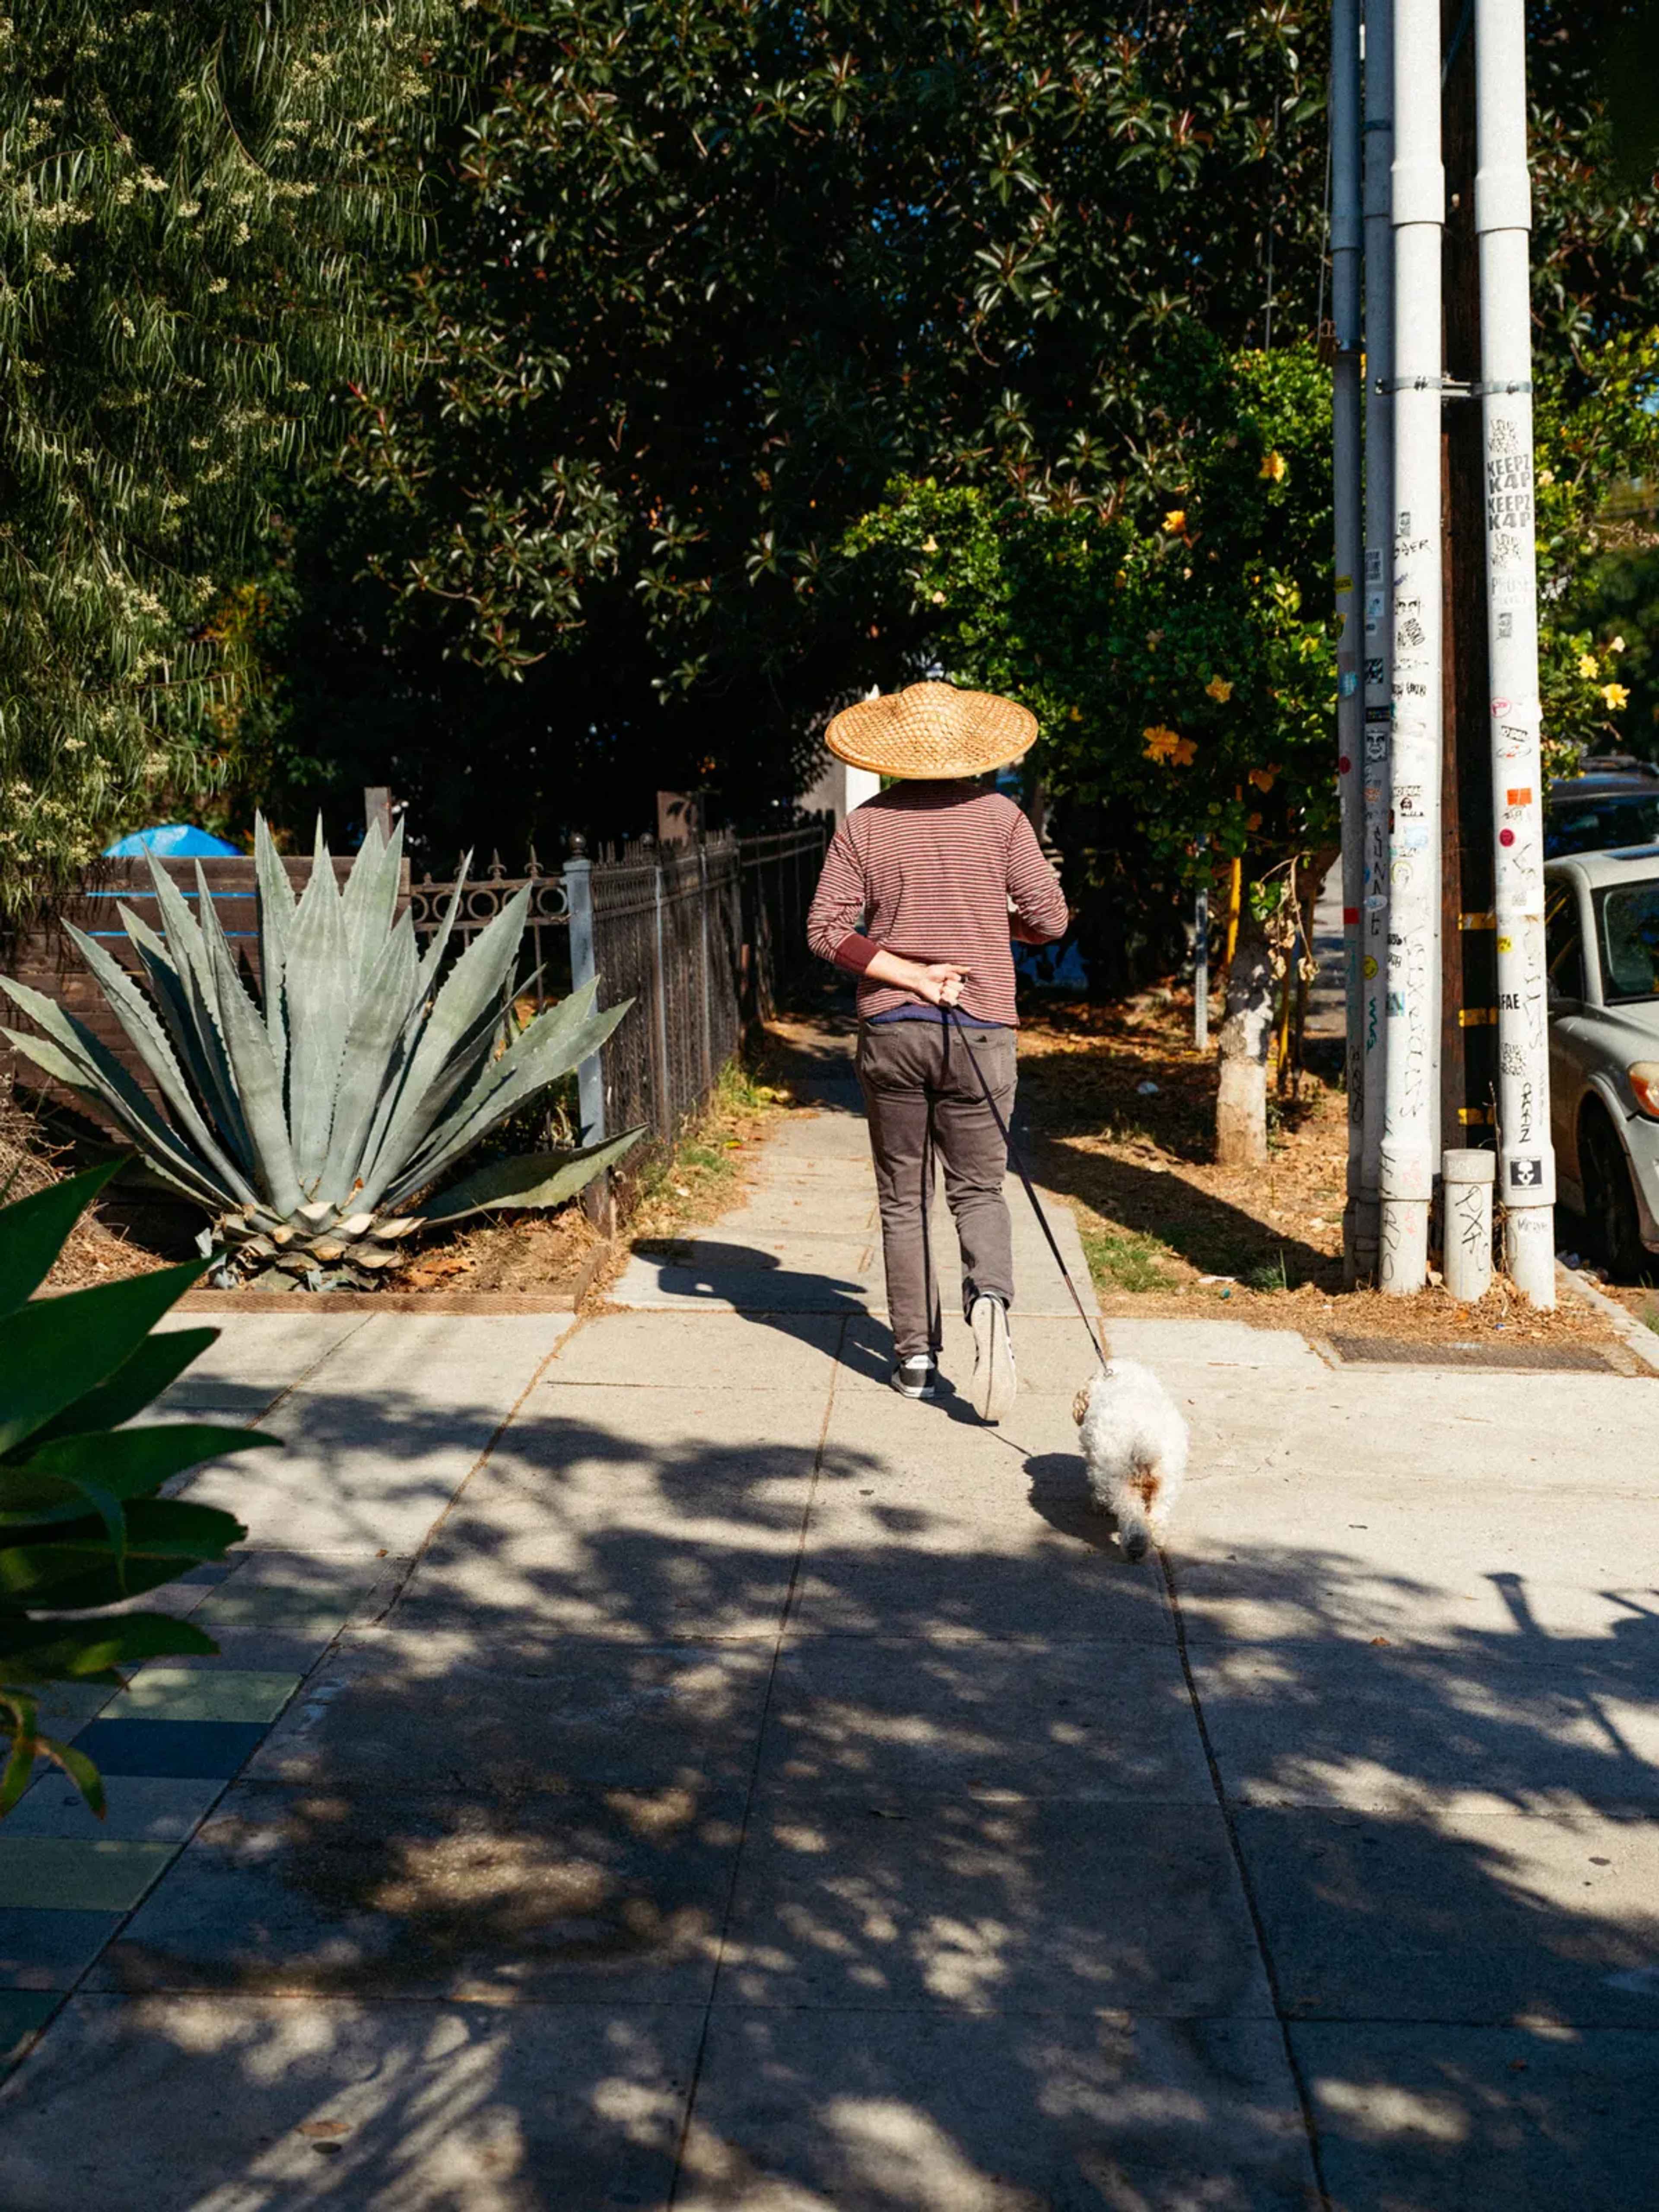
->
[[945, 1002, 1110, 1374]]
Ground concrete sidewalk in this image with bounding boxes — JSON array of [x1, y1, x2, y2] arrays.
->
[[2, 1040, 1657, 2209]]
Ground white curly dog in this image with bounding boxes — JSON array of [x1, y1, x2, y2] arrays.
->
[[1072, 1357, 1189, 1561]]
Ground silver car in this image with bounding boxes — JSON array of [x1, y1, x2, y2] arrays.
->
[[1546, 846, 1659, 1277]]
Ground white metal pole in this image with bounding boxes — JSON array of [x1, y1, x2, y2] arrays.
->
[[1379, 0, 1445, 1295], [1333, 0, 1366, 1283], [1475, 0, 1556, 1305], [1441, 1146, 1496, 1301], [1357, 0, 1394, 1282]]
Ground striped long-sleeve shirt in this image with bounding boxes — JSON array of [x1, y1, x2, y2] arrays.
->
[[805, 782, 1068, 1027]]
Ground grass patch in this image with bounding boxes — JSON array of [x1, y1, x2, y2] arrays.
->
[[627, 1057, 789, 1240], [1244, 1249, 1294, 1294], [1081, 1226, 1180, 1294]]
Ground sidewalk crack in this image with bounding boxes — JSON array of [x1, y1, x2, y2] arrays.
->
[[664, 1313, 846, 2206], [1160, 1548, 1334, 2211]]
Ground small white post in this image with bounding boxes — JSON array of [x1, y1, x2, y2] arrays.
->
[[1442, 1147, 1495, 1301], [1195, 878, 1210, 1053], [1379, 0, 1445, 1296], [1358, 0, 1395, 1282], [1333, 0, 1367, 1281], [1475, 0, 1556, 1306]]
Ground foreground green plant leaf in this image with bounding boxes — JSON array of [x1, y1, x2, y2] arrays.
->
[[0, 1163, 124, 1316], [0, 1167, 269, 1818]]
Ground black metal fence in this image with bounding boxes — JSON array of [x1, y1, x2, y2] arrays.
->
[[409, 824, 828, 1168], [407, 851, 575, 1004], [739, 826, 828, 1023]]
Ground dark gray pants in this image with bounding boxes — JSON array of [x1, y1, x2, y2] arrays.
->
[[856, 1018, 1017, 1362]]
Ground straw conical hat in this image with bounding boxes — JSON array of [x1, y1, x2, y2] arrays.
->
[[825, 680, 1036, 781]]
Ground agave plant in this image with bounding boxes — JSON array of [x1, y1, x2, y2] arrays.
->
[[0, 819, 639, 1289]]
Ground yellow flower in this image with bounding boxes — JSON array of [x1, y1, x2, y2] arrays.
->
[[1248, 764, 1278, 792], [1538, 465, 1555, 485], [1246, 810, 1263, 832], [930, 590, 946, 606], [921, 536, 939, 553], [1259, 451, 1287, 482], [1610, 634, 1627, 653], [1205, 675, 1234, 702], [1162, 508, 1187, 535], [1578, 653, 1600, 678], [1171, 737, 1198, 766], [1142, 725, 1182, 763], [1068, 705, 1083, 721], [1602, 683, 1630, 710]]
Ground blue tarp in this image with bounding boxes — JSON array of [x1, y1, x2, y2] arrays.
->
[[102, 823, 242, 858]]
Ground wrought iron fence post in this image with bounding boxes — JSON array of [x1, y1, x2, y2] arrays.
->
[[650, 842, 671, 1135], [566, 837, 606, 1147], [697, 841, 714, 1094]]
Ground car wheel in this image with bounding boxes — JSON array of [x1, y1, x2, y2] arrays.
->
[[1579, 1104, 1646, 1281]]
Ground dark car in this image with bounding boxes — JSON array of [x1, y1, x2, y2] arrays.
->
[[1546, 759, 1659, 859]]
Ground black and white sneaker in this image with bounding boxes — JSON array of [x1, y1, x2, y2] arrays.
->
[[890, 1355, 938, 1400], [969, 1295, 1017, 1422]]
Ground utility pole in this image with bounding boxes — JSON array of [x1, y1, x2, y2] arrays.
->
[[1440, 0, 1497, 1171], [1475, 0, 1556, 1301], [1332, 0, 1366, 1281], [1358, 0, 1394, 1284], [1379, 0, 1446, 1294], [1349, 0, 1553, 1304]]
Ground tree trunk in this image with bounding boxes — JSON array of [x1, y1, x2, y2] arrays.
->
[[1216, 902, 1275, 1165]]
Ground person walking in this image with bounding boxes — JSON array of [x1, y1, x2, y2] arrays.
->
[[805, 681, 1068, 1418]]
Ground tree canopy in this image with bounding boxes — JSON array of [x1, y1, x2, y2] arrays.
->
[[0, 0, 448, 915], [231, 0, 1659, 863], [840, 339, 1338, 979], [252, 0, 1326, 848], [7, 1, 1656, 891]]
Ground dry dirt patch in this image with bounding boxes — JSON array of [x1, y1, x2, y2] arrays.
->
[[1014, 992, 1620, 1357]]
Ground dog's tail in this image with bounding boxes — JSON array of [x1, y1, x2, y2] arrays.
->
[[1117, 1452, 1162, 1564]]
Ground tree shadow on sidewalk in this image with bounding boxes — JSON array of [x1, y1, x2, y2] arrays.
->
[[2, 1367, 1655, 2211]]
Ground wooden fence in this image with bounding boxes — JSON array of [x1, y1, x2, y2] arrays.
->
[[0, 828, 827, 1169], [0, 855, 405, 1112]]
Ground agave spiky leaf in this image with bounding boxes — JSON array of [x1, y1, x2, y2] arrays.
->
[[414, 1129, 644, 1225], [340, 817, 407, 993], [277, 831, 353, 1188], [137, 864, 256, 1161], [191, 864, 305, 1217], [58, 922, 256, 1208], [0, 984, 233, 1212], [354, 884, 537, 1209], [382, 989, 625, 1212], [0, 819, 642, 1290], [116, 900, 255, 1177], [253, 814, 296, 1075], [316, 913, 422, 1208]]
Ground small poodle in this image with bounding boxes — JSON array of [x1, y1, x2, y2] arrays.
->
[[1072, 1359, 1189, 1560]]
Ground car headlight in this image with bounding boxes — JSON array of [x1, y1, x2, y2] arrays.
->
[[1629, 1063, 1659, 1118]]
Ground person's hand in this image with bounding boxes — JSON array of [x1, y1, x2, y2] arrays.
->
[[912, 962, 967, 1007]]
